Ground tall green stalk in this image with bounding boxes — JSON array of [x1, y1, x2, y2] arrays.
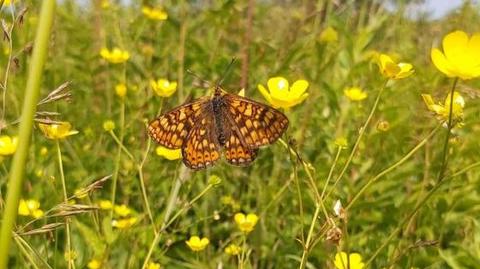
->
[[0, 1, 56, 268]]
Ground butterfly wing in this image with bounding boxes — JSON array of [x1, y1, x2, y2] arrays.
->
[[182, 110, 221, 170], [221, 113, 259, 166], [222, 93, 289, 148], [148, 97, 209, 149]]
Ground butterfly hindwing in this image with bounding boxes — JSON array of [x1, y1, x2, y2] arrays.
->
[[182, 112, 221, 170], [221, 111, 259, 166], [223, 93, 289, 148], [148, 97, 208, 149]]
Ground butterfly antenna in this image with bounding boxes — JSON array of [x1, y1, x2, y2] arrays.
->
[[186, 69, 211, 88], [216, 57, 236, 88]]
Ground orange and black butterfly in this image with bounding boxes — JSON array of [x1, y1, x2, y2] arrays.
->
[[147, 85, 289, 170]]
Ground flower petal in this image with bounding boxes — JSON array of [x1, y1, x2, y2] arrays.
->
[[290, 80, 309, 97], [443, 30, 469, 62], [467, 33, 480, 65], [431, 48, 455, 77]]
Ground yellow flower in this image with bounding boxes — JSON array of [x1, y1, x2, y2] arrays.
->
[[115, 83, 127, 98], [334, 137, 348, 149], [319, 26, 338, 43], [38, 122, 79, 140], [422, 91, 465, 127], [334, 252, 365, 269], [114, 204, 132, 217], [185, 236, 209, 252], [87, 259, 102, 269], [0, 135, 17, 156], [156, 146, 182, 160], [376, 54, 414, 80], [147, 262, 161, 269], [101, 0, 109, 9], [258, 77, 309, 109], [142, 6, 168, 21], [431, 30, 480, 80], [150, 79, 177, 97], [224, 243, 241, 256], [40, 146, 48, 156], [18, 199, 44, 218], [3, 0, 17, 5], [112, 217, 137, 229], [100, 47, 130, 64], [98, 200, 113, 210], [343, 87, 367, 101], [234, 213, 259, 233], [103, 120, 116, 132]]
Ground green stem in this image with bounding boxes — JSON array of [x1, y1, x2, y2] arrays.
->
[[0, 1, 56, 268], [436, 78, 458, 183], [56, 141, 74, 269], [346, 124, 441, 210], [141, 168, 216, 269], [365, 161, 480, 266], [325, 80, 388, 200], [299, 146, 342, 269], [110, 99, 125, 218]]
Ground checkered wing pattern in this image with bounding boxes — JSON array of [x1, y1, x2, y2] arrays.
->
[[223, 93, 289, 148], [148, 97, 208, 149], [182, 113, 221, 170]]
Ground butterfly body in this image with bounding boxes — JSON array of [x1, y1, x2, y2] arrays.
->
[[148, 86, 288, 170]]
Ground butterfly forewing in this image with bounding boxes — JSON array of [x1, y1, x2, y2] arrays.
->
[[148, 97, 208, 149], [223, 93, 289, 148]]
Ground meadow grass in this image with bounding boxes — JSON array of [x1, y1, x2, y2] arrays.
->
[[0, 1, 480, 268]]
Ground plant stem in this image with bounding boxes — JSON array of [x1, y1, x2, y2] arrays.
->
[[110, 99, 125, 218], [346, 124, 441, 210], [436, 77, 458, 183], [365, 160, 480, 267], [299, 146, 342, 269], [0, 1, 56, 268], [325, 80, 388, 200], [56, 141, 74, 269]]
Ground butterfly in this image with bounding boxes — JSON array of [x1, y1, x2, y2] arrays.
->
[[147, 86, 289, 170]]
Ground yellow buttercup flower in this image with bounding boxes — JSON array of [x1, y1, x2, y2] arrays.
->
[[115, 83, 127, 98], [18, 199, 44, 218], [334, 252, 365, 269], [112, 217, 137, 229], [147, 262, 161, 269], [114, 204, 132, 217], [0, 135, 17, 156], [258, 77, 309, 109], [98, 200, 113, 210], [224, 243, 241, 256], [431, 31, 480, 80], [319, 26, 338, 43], [101, 0, 109, 9], [344, 87, 367, 101], [100, 47, 130, 64], [38, 122, 78, 140], [185, 236, 209, 252], [151, 79, 177, 97], [156, 146, 182, 160], [234, 212, 259, 233], [87, 259, 102, 269], [142, 6, 168, 21], [103, 120, 116, 131], [334, 137, 348, 149], [422, 91, 465, 127], [376, 53, 414, 79]]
